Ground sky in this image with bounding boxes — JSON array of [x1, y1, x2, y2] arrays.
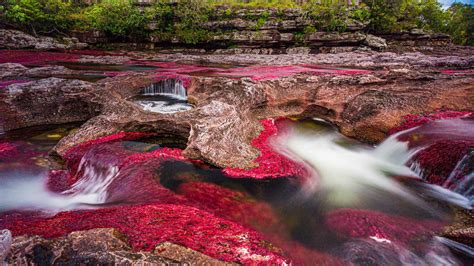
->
[[438, 0, 473, 8]]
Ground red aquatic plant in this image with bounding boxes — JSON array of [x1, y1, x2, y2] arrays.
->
[[0, 203, 288, 265], [389, 110, 473, 189], [389, 110, 472, 134], [411, 140, 470, 186], [0, 50, 80, 65], [326, 208, 444, 245], [224, 119, 308, 179]]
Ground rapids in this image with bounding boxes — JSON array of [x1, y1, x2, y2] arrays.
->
[[0, 118, 472, 265], [279, 119, 472, 210]]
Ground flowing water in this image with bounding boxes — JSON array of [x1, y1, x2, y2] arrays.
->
[[131, 79, 193, 113], [0, 119, 473, 265]]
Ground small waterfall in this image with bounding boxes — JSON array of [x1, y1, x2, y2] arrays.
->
[[141, 79, 187, 100], [276, 120, 472, 209], [0, 145, 121, 212], [135, 79, 192, 114], [60, 151, 120, 204]]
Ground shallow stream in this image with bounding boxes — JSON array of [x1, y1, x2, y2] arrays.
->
[[0, 117, 472, 265]]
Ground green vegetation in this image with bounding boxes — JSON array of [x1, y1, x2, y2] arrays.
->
[[79, 0, 147, 38], [446, 3, 474, 45], [3, 0, 76, 35], [207, 0, 298, 9], [1, 0, 473, 45]]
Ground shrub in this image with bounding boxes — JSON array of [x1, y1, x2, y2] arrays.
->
[[303, 2, 348, 32], [4, 0, 76, 35], [79, 0, 147, 39], [447, 3, 474, 46]]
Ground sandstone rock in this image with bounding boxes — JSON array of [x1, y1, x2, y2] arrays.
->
[[5, 228, 223, 265], [155, 242, 236, 265], [286, 47, 311, 54], [0, 63, 77, 80], [0, 29, 87, 50], [0, 78, 101, 131], [44, 69, 472, 170], [364, 34, 387, 50], [148, 50, 474, 69], [442, 209, 474, 247]]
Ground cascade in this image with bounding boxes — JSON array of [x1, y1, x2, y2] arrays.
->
[[141, 79, 187, 99]]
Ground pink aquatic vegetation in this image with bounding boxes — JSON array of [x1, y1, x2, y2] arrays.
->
[[2, 133, 294, 264], [389, 110, 472, 135], [441, 69, 474, 75], [224, 119, 309, 179], [177, 181, 345, 265], [327, 209, 444, 245], [177, 181, 280, 233], [0, 141, 40, 164], [0, 50, 80, 65], [0, 204, 289, 265], [390, 110, 473, 195]]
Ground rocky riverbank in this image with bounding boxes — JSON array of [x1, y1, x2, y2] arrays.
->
[[0, 34, 473, 264]]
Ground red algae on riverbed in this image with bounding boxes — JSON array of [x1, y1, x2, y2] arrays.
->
[[0, 50, 80, 65], [224, 119, 308, 179], [389, 110, 472, 135], [1, 135, 294, 264], [326, 209, 444, 245], [0, 203, 289, 264], [389, 110, 473, 190]]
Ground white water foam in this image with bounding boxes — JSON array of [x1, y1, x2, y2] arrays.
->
[[277, 124, 471, 209], [141, 79, 187, 99], [0, 150, 120, 212]]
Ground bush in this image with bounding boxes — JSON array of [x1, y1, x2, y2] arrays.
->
[[447, 3, 474, 46], [79, 0, 147, 39], [4, 0, 76, 35], [303, 2, 348, 32], [363, 0, 449, 34]]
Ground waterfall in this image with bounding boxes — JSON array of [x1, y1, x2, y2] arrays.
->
[[0, 145, 120, 212], [141, 79, 187, 100], [276, 120, 472, 209]]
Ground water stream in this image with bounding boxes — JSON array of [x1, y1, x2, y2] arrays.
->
[[0, 119, 472, 264]]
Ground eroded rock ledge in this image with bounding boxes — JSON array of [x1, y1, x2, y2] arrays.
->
[[2, 68, 472, 172], [6, 228, 229, 265]]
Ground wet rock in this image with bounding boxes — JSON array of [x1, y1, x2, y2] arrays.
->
[[0, 29, 87, 50], [5, 228, 185, 265], [0, 78, 101, 131], [154, 242, 234, 265], [1, 67, 470, 176], [146, 50, 474, 69], [442, 209, 474, 247], [0, 63, 77, 80]]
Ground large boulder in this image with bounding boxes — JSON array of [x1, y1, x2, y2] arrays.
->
[[5, 228, 229, 265], [0, 29, 87, 50]]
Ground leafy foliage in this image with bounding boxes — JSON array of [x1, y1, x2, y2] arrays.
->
[[446, 3, 474, 45], [0, 0, 472, 45], [4, 0, 76, 35], [79, 0, 147, 39]]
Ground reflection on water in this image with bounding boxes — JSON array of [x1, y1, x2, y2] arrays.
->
[[0, 119, 472, 265]]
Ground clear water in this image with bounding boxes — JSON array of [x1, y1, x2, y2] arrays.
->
[[0, 120, 472, 265]]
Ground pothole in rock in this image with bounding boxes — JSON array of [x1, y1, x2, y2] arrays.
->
[[131, 79, 193, 114]]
